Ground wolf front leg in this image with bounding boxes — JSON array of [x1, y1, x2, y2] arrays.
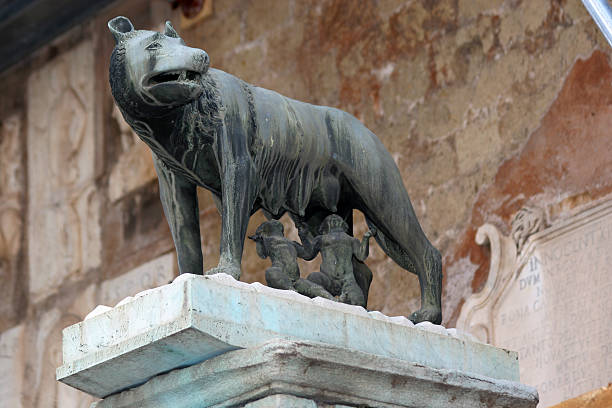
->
[[206, 157, 257, 280], [154, 156, 203, 275]]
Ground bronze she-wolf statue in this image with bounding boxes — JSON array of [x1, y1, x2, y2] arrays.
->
[[107, 16, 443, 323]]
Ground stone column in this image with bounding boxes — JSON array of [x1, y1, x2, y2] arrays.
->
[[57, 273, 538, 407]]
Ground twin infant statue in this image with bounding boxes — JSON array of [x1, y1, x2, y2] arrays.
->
[[249, 216, 376, 307]]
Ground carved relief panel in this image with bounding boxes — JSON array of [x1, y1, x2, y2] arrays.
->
[[23, 297, 97, 408], [26, 41, 102, 301], [107, 105, 157, 203], [0, 114, 26, 330], [457, 198, 612, 407]]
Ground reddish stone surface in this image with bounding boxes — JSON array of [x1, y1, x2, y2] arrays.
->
[[170, 0, 204, 19], [297, 0, 458, 119], [445, 50, 612, 326], [551, 384, 612, 408]]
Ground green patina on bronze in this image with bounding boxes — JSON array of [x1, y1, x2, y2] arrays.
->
[[107, 16, 443, 323]]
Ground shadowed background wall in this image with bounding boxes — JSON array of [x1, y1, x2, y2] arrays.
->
[[0, 0, 611, 406]]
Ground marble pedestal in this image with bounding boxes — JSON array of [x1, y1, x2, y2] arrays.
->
[[57, 273, 538, 407]]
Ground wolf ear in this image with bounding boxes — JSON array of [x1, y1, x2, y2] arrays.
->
[[164, 21, 180, 38], [108, 16, 134, 44]]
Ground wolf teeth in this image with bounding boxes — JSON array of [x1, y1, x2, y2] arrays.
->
[[179, 71, 187, 81]]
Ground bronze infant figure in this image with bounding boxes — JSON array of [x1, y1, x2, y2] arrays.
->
[[297, 215, 375, 307], [107, 16, 443, 323], [248, 220, 334, 300]]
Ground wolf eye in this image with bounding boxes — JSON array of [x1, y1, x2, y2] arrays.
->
[[146, 42, 162, 51]]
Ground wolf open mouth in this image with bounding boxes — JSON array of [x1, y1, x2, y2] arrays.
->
[[147, 70, 201, 86]]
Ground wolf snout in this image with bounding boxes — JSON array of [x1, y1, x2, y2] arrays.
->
[[193, 50, 210, 73]]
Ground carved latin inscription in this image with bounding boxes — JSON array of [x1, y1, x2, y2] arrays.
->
[[458, 198, 612, 407]]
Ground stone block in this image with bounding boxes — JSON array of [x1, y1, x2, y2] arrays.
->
[[25, 307, 96, 408], [99, 252, 177, 306], [58, 273, 520, 398], [0, 325, 25, 407], [107, 105, 157, 203], [90, 339, 538, 408]]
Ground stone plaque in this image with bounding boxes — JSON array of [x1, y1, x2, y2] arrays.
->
[[99, 252, 177, 306], [457, 198, 612, 407]]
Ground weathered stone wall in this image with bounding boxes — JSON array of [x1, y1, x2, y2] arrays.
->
[[0, 0, 611, 405]]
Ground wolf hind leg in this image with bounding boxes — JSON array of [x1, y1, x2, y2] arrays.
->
[[411, 244, 442, 324], [365, 217, 442, 324]]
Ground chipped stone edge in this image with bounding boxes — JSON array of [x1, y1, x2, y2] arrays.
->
[[100, 273, 473, 340]]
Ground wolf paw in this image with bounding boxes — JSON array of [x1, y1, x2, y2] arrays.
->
[[205, 264, 241, 280], [409, 307, 442, 325]]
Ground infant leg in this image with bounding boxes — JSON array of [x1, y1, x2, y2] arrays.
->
[[339, 281, 366, 307], [295, 278, 334, 300], [265, 267, 293, 290], [307, 271, 335, 295]]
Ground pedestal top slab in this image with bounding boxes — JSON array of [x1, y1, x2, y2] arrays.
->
[[57, 273, 519, 398]]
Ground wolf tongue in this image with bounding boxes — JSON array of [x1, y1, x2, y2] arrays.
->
[[179, 71, 187, 81]]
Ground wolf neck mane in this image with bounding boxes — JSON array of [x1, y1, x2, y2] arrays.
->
[[124, 74, 223, 151], [172, 74, 223, 149]]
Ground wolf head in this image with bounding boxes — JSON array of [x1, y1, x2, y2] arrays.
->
[[108, 16, 209, 117]]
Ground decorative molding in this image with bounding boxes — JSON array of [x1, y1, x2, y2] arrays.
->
[[511, 206, 547, 253], [455, 223, 517, 343], [0, 114, 23, 263]]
